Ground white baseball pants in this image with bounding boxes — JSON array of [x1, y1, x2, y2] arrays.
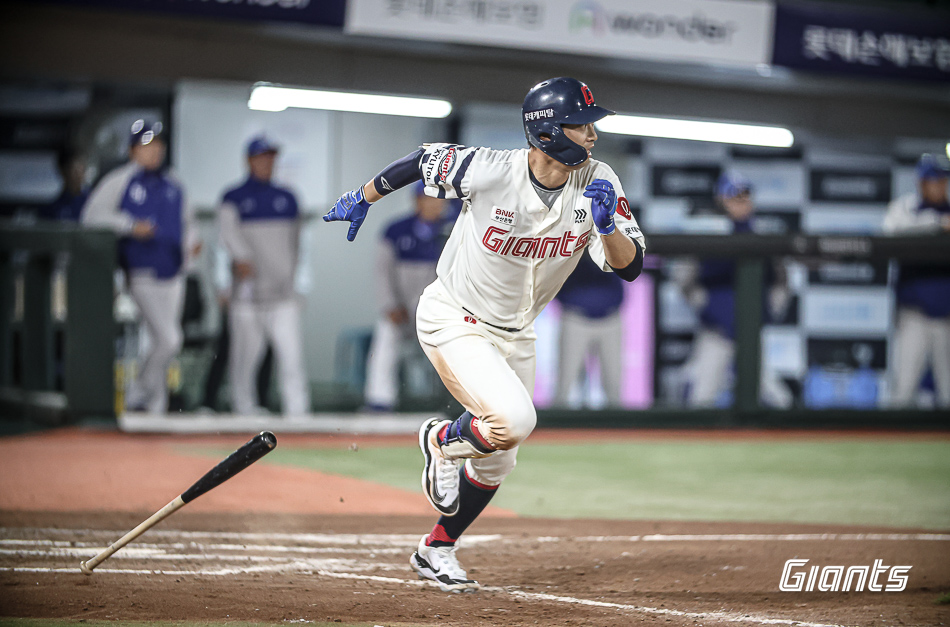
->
[[686, 328, 735, 407], [416, 281, 537, 487], [364, 317, 409, 409], [127, 274, 185, 414], [229, 298, 310, 415], [891, 307, 950, 408], [685, 327, 794, 409], [556, 309, 622, 407]]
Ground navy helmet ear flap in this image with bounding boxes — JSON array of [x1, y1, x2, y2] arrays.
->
[[524, 119, 588, 167]]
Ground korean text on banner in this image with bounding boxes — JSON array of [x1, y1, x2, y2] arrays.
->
[[772, 2, 950, 82], [346, 0, 775, 67]]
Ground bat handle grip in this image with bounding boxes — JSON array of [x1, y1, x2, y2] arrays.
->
[[80, 496, 185, 575]]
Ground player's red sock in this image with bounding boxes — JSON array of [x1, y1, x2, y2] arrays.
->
[[425, 466, 498, 547]]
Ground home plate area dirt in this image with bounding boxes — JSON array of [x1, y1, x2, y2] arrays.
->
[[1, 512, 948, 627]]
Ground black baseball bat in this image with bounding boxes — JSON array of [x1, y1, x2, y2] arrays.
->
[[80, 431, 277, 574]]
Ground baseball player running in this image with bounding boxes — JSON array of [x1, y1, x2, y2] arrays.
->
[[325, 78, 646, 592]]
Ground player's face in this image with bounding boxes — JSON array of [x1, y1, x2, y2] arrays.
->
[[722, 191, 754, 221], [131, 139, 167, 171], [562, 123, 598, 164], [920, 178, 948, 205], [248, 152, 277, 182]]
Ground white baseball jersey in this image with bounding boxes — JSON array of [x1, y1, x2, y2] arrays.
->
[[418, 143, 646, 330], [883, 193, 947, 235]]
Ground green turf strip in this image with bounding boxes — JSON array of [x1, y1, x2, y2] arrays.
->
[[194, 438, 950, 529]]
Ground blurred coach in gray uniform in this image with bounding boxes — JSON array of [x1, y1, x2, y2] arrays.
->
[[218, 136, 310, 415], [364, 182, 450, 411]]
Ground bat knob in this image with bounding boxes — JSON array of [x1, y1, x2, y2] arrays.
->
[[80, 561, 93, 576]]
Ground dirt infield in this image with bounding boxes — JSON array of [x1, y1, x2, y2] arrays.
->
[[1, 429, 948, 626], [2, 512, 948, 627]]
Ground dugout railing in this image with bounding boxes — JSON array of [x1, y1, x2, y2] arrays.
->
[[0, 223, 947, 428], [0, 222, 115, 423]]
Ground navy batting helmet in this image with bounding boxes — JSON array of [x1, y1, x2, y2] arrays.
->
[[522, 77, 614, 167], [916, 153, 950, 180], [716, 171, 753, 198]]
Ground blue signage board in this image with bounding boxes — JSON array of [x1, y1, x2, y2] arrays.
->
[[43, 0, 346, 28], [773, 2, 950, 82]]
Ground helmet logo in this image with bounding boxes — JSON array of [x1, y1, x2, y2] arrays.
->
[[582, 85, 595, 105]]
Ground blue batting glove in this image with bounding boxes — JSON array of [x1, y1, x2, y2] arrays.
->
[[584, 178, 617, 236], [323, 187, 372, 242]]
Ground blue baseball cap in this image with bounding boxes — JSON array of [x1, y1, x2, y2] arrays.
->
[[716, 170, 753, 198], [414, 180, 427, 197], [129, 119, 163, 147], [247, 135, 279, 157], [916, 154, 950, 180]]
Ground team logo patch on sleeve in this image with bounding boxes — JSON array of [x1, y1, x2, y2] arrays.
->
[[616, 196, 632, 220], [437, 147, 457, 183]]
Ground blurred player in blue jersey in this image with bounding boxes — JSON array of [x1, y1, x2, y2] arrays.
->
[[82, 120, 197, 413], [39, 152, 88, 222], [883, 154, 950, 408], [364, 182, 451, 411], [680, 171, 792, 408]]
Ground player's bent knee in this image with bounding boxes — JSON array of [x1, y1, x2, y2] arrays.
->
[[485, 403, 536, 450]]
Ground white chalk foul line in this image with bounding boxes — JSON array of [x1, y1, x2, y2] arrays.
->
[[565, 533, 950, 543], [10, 528, 947, 545], [0, 539, 403, 555], [13, 528, 501, 547], [315, 571, 846, 627]]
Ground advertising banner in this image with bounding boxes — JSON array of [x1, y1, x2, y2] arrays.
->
[[772, 2, 950, 82], [346, 0, 775, 67]]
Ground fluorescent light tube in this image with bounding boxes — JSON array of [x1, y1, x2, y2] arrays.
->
[[596, 115, 794, 148], [248, 85, 452, 118]]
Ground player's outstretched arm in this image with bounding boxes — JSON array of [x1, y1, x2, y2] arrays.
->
[[323, 149, 424, 241]]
